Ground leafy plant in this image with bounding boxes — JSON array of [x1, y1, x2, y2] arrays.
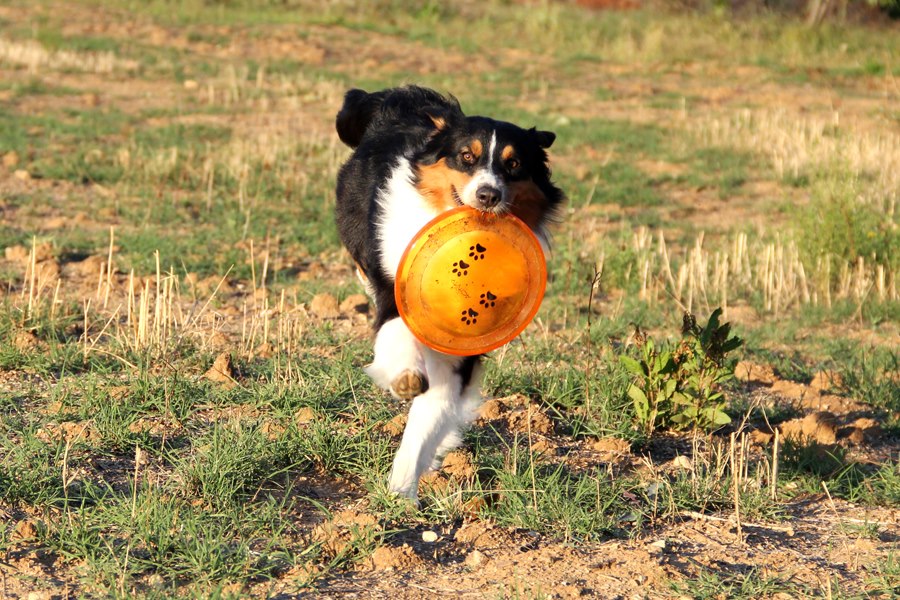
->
[[620, 308, 743, 434]]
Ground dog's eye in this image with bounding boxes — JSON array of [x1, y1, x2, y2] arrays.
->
[[460, 151, 476, 165], [507, 158, 520, 170]]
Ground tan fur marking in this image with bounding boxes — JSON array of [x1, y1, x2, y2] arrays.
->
[[470, 139, 483, 159], [428, 114, 447, 131], [416, 159, 473, 212], [354, 261, 369, 283], [508, 180, 550, 230], [501, 145, 516, 161]]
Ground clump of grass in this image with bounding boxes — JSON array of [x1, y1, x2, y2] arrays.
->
[[477, 438, 630, 541], [671, 566, 797, 600], [796, 171, 899, 283], [176, 420, 308, 510]]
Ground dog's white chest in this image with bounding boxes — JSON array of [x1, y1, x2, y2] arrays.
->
[[376, 158, 439, 280]]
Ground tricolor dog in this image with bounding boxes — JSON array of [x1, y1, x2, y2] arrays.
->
[[334, 85, 563, 500]]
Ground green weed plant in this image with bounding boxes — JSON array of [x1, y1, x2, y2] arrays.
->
[[620, 309, 742, 435]]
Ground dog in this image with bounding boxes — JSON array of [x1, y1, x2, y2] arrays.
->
[[334, 85, 563, 500]]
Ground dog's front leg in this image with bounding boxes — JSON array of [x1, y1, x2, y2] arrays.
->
[[388, 350, 463, 500], [365, 317, 428, 400]]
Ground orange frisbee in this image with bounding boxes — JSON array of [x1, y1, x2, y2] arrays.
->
[[395, 206, 547, 356]]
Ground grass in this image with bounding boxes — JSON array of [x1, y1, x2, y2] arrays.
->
[[1, 0, 899, 597]]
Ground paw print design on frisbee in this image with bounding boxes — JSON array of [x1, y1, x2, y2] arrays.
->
[[479, 291, 497, 309], [460, 307, 479, 325], [451, 260, 470, 277], [468, 243, 487, 261]]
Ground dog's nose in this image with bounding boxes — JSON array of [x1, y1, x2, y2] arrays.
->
[[476, 185, 502, 208]]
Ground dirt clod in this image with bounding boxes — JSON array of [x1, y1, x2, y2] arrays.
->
[[464, 549, 488, 568], [309, 292, 340, 318], [734, 360, 777, 385], [368, 544, 422, 571], [479, 397, 507, 421], [203, 352, 236, 388], [13, 330, 43, 352], [441, 450, 475, 480], [13, 519, 39, 540], [809, 370, 842, 394], [592, 436, 631, 456], [2, 150, 19, 168], [793, 411, 838, 444], [339, 293, 369, 314], [506, 406, 554, 435]]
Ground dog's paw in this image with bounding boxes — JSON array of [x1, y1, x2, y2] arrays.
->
[[390, 369, 428, 400]]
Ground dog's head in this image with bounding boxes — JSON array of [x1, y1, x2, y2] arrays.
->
[[336, 86, 563, 233], [415, 115, 562, 232]]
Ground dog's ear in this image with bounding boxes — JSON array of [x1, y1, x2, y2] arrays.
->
[[336, 88, 387, 148], [424, 93, 462, 136], [531, 128, 556, 149]]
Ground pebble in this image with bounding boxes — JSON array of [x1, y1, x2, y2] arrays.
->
[[421, 530, 438, 543]]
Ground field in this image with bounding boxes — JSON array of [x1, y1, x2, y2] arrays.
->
[[1, 0, 898, 598]]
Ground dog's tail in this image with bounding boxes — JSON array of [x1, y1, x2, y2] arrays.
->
[[335, 88, 387, 148], [335, 86, 462, 149]]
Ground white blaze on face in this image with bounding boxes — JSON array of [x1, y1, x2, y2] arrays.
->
[[460, 131, 507, 212]]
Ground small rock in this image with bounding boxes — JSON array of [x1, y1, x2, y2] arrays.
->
[[421, 530, 439, 543], [147, 573, 165, 589], [309, 293, 340, 319], [295, 406, 317, 424], [183, 79, 199, 90], [647, 539, 666, 553], [671, 455, 692, 470], [464, 549, 488, 568], [13, 169, 31, 181]]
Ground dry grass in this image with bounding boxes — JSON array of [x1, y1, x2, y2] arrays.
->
[[691, 107, 900, 212], [0, 36, 138, 73], [625, 227, 896, 318]]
